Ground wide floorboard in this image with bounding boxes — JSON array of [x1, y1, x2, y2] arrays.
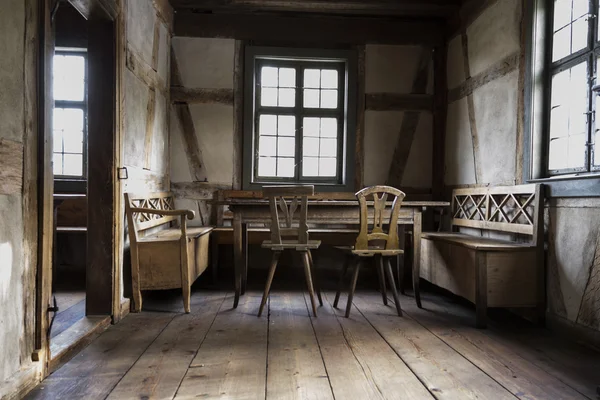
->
[[26, 288, 599, 400]]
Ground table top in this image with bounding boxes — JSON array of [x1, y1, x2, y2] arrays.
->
[[219, 199, 450, 207]]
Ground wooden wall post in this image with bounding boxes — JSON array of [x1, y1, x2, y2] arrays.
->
[[432, 44, 447, 200], [87, 17, 116, 315]]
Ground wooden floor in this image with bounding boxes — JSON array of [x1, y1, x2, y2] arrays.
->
[[27, 287, 599, 400]]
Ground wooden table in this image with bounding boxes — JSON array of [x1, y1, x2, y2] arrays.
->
[[222, 199, 449, 309]]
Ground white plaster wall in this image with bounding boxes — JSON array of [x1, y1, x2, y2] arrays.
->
[[364, 45, 434, 189], [0, 0, 29, 383], [466, 0, 521, 76], [550, 205, 600, 321], [402, 114, 433, 188], [123, 69, 151, 169], [190, 104, 234, 185], [364, 111, 402, 186], [170, 108, 193, 183], [447, 35, 465, 90], [170, 38, 235, 186], [126, 0, 157, 63], [172, 38, 235, 89], [445, 98, 476, 185], [472, 70, 519, 185], [0, 197, 24, 382], [0, 0, 25, 143], [366, 45, 428, 94]]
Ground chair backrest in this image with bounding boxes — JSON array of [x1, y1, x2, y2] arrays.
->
[[354, 185, 406, 251], [124, 192, 177, 242], [450, 184, 543, 242], [263, 185, 314, 245]]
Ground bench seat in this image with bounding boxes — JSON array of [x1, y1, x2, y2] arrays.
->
[[140, 226, 213, 242], [421, 232, 534, 251]]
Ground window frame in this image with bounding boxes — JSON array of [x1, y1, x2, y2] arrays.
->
[[53, 48, 88, 193], [525, 0, 600, 196], [242, 46, 357, 192]]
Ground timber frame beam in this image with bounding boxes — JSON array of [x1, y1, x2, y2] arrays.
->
[[68, 0, 118, 20], [170, 0, 461, 17], [174, 12, 445, 46]]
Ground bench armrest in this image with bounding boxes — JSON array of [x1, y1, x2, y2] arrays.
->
[[129, 207, 195, 220]]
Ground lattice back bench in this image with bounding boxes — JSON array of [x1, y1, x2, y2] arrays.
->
[[419, 184, 545, 328], [125, 192, 213, 313]]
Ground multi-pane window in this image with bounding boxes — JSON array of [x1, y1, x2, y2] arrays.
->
[[548, 0, 600, 174], [53, 50, 87, 178], [253, 59, 346, 183]]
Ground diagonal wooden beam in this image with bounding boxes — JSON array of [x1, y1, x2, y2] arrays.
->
[[143, 20, 161, 170], [171, 48, 207, 182], [386, 48, 432, 188]]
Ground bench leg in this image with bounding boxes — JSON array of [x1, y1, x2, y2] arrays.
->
[[376, 254, 388, 306], [475, 251, 487, 329], [333, 255, 350, 308]]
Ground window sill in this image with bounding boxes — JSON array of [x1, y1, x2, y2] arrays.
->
[[54, 178, 87, 194], [527, 173, 600, 197]]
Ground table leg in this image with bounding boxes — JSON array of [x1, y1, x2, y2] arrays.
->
[[233, 212, 242, 308], [413, 209, 423, 308], [241, 223, 248, 295]]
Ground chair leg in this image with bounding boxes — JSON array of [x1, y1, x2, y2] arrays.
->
[[376, 255, 388, 306], [334, 255, 350, 308], [385, 258, 402, 316], [307, 250, 323, 306], [302, 251, 318, 317], [397, 254, 405, 295], [258, 251, 281, 317], [345, 259, 362, 318]]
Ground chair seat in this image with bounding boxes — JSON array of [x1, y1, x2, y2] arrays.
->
[[261, 239, 321, 250], [140, 226, 213, 242], [335, 245, 404, 257], [421, 232, 534, 251]]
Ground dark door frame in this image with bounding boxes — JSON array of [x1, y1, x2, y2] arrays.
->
[[36, 0, 119, 373]]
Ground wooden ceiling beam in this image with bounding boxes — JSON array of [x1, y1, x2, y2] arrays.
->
[[170, 0, 460, 17], [67, 0, 118, 20], [174, 12, 445, 46]]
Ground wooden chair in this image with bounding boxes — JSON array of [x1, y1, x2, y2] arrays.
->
[[333, 185, 406, 317], [258, 185, 322, 317]]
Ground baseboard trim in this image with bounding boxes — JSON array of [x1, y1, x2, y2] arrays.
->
[[547, 313, 600, 350]]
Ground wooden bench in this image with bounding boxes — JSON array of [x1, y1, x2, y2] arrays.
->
[[125, 192, 213, 313], [420, 184, 545, 328]]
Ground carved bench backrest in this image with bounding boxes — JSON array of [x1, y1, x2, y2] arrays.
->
[[451, 184, 544, 243], [124, 192, 177, 242]]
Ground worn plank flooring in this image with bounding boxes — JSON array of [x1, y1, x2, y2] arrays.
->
[[27, 288, 599, 400]]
